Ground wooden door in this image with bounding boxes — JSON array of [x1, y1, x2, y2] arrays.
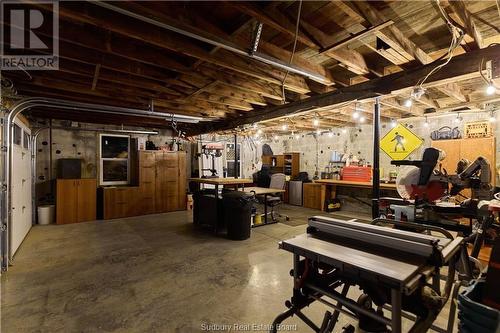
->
[[177, 152, 187, 211], [165, 153, 180, 212], [155, 152, 169, 213], [76, 179, 96, 222], [56, 179, 78, 224]]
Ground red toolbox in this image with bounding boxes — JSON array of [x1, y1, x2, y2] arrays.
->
[[341, 166, 372, 182]]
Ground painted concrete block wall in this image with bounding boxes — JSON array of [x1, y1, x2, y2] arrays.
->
[[34, 119, 191, 205], [233, 111, 498, 214], [245, 111, 499, 182]]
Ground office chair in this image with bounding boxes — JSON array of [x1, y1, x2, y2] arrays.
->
[[264, 173, 289, 222]]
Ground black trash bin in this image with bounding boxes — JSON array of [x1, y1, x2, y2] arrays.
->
[[223, 191, 254, 240]]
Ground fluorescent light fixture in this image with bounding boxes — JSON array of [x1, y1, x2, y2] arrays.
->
[[166, 113, 203, 123]]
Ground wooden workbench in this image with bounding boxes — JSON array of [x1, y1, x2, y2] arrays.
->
[[189, 178, 253, 186], [313, 179, 398, 212]]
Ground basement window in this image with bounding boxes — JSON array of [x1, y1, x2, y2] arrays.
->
[[99, 134, 130, 186]]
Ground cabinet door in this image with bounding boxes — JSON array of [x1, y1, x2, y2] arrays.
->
[[165, 153, 180, 212], [56, 180, 78, 224], [76, 179, 96, 222], [155, 153, 169, 213], [177, 152, 187, 211]]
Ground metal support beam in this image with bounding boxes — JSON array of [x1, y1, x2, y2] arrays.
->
[[372, 97, 381, 219]]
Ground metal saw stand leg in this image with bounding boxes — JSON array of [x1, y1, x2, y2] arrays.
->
[[391, 289, 402, 333], [320, 283, 351, 333]]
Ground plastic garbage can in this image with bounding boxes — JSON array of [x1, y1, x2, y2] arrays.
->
[[38, 205, 55, 225], [223, 191, 253, 240]]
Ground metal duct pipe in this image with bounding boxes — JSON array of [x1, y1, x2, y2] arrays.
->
[[93, 2, 329, 84], [45, 127, 160, 135], [0, 97, 194, 271]]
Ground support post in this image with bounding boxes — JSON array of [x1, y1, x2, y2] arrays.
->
[[372, 97, 381, 219], [234, 134, 238, 179]]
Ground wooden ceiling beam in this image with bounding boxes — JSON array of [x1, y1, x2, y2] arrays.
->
[[226, 2, 319, 49], [115, 2, 332, 85], [194, 44, 500, 134], [37, 2, 312, 94], [435, 82, 468, 102], [349, 1, 434, 65], [441, 0, 483, 49]]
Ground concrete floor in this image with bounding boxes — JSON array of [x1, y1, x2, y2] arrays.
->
[[1, 206, 457, 332]]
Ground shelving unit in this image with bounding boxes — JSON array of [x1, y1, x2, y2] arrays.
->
[[262, 153, 300, 178]]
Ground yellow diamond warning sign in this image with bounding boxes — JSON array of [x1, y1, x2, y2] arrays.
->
[[380, 124, 423, 160]]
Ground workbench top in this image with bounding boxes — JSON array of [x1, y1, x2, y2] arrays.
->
[[314, 179, 397, 189], [188, 177, 253, 185]]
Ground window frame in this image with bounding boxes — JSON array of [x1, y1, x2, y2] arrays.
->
[[99, 133, 130, 186]]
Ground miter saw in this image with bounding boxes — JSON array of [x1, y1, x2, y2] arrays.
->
[[379, 147, 498, 258]]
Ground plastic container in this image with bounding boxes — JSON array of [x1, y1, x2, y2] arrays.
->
[[458, 279, 500, 333], [222, 191, 253, 240], [37, 205, 55, 225]]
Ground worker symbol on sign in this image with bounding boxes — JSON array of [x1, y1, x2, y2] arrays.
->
[[391, 132, 405, 152]]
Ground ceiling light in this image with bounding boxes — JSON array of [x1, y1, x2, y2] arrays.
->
[[342, 129, 347, 134], [313, 118, 319, 126], [359, 116, 366, 123], [390, 119, 397, 128], [257, 129, 262, 135], [486, 84, 496, 95], [352, 111, 360, 119], [281, 124, 288, 130], [404, 99, 413, 108]]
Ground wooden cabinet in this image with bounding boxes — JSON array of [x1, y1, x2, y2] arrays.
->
[[56, 179, 96, 224], [432, 137, 496, 185], [101, 151, 187, 219], [103, 186, 140, 219], [303, 183, 322, 210], [155, 151, 185, 213], [263, 152, 301, 178]]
